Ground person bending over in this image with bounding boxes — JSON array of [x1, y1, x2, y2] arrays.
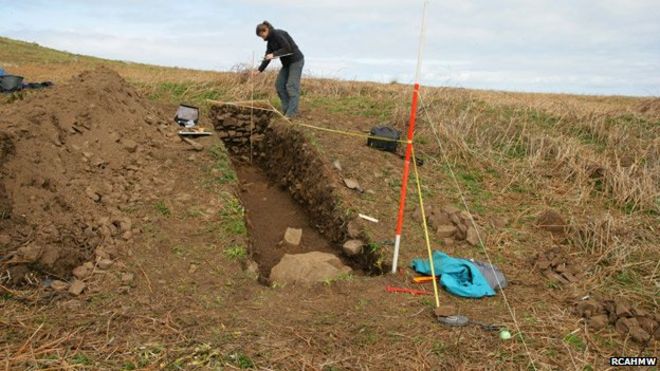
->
[[255, 21, 304, 118]]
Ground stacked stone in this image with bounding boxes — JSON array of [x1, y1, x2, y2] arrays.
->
[[414, 204, 485, 246], [210, 104, 274, 154], [534, 246, 582, 284], [575, 299, 659, 343]]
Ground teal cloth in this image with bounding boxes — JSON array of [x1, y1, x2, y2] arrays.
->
[[411, 251, 496, 298]]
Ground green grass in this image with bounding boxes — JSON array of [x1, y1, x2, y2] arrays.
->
[[228, 352, 254, 369], [509, 181, 533, 194], [445, 166, 492, 213], [154, 200, 171, 216], [307, 94, 396, 120], [218, 193, 247, 237], [485, 104, 561, 130], [121, 362, 137, 370], [207, 145, 237, 185], [71, 353, 92, 366], [224, 245, 247, 261], [0, 36, 82, 64], [570, 126, 607, 152], [135, 343, 164, 368], [431, 341, 446, 357], [501, 141, 529, 159], [323, 272, 353, 285], [171, 245, 185, 257], [367, 242, 382, 253], [563, 333, 586, 352], [224, 219, 247, 235], [605, 113, 659, 135]]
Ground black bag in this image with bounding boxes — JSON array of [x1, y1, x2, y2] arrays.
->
[[0, 75, 24, 93], [367, 126, 400, 153]]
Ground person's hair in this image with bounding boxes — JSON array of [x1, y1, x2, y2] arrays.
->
[[255, 21, 273, 36]]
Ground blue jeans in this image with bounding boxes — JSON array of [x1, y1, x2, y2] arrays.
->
[[275, 58, 304, 117]]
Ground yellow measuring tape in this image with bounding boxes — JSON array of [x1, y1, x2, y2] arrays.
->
[[208, 99, 412, 145], [210, 99, 439, 307], [412, 146, 440, 308]]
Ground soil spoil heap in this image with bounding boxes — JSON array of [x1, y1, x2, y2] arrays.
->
[[0, 67, 171, 285]]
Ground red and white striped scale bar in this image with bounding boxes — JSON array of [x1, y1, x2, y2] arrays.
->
[[392, 0, 428, 273]]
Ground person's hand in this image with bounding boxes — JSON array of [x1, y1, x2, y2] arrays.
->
[[249, 69, 260, 77], [265, 53, 274, 60]]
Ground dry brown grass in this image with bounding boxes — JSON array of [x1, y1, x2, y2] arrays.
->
[[3, 36, 658, 369]]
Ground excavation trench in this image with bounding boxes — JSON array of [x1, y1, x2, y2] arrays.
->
[[233, 164, 340, 278], [210, 103, 383, 282]]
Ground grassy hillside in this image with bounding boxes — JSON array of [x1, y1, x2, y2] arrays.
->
[[1, 36, 659, 369]]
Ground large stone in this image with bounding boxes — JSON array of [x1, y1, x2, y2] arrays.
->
[[342, 240, 364, 256], [449, 213, 462, 226], [117, 217, 132, 233], [615, 317, 639, 335], [466, 226, 480, 246], [536, 209, 566, 233], [442, 205, 460, 215], [435, 225, 457, 239], [615, 303, 633, 318], [347, 220, 362, 238], [270, 252, 352, 285], [343, 178, 363, 192], [413, 205, 434, 223], [427, 212, 451, 230], [434, 304, 456, 317], [283, 228, 303, 247], [50, 280, 69, 292], [588, 314, 609, 330], [96, 258, 113, 270], [122, 139, 139, 153], [68, 280, 86, 296], [181, 137, 203, 151], [615, 318, 652, 343], [459, 211, 474, 222], [85, 187, 101, 202], [576, 300, 603, 318], [636, 317, 657, 335], [491, 217, 509, 228], [630, 327, 651, 343], [16, 244, 43, 263], [72, 262, 94, 279]]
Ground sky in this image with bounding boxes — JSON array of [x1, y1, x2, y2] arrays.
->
[[1, 0, 659, 96]]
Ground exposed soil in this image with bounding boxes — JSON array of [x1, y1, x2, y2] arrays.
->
[[1, 58, 657, 369], [211, 103, 385, 277], [234, 163, 342, 278], [0, 67, 173, 284]]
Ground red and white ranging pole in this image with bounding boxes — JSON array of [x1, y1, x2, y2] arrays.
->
[[392, 0, 428, 273]]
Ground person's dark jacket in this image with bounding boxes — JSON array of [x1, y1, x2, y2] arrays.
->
[[258, 29, 304, 72]]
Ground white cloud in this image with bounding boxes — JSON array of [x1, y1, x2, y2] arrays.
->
[[0, 0, 658, 96]]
